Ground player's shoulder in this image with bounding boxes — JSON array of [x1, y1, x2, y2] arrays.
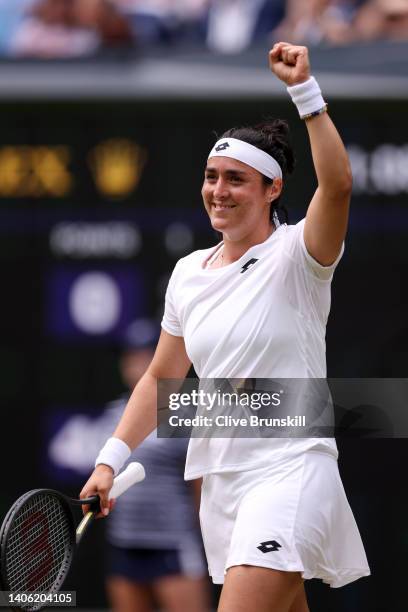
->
[[282, 218, 305, 234], [180, 246, 216, 263], [252, 221, 302, 256], [278, 218, 305, 244]]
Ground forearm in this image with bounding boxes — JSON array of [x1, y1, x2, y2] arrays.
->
[[82, 374, 158, 511], [112, 370, 159, 450], [305, 111, 352, 198], [81, 332, 190, 510], [103, 331, 190, 459]]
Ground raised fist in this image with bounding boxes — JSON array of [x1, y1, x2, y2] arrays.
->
[[269, 42, 311, 86]]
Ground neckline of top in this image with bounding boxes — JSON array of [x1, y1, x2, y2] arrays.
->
[[200, 224, 284, 273]]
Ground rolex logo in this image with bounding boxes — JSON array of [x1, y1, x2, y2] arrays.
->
[[89, 139, 147, 199]]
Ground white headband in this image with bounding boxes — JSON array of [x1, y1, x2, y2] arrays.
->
[[208, 137, 282, 180]]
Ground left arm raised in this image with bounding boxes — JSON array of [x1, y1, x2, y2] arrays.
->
[[303, 110, 352, 266], [270, 42, 352, 266]]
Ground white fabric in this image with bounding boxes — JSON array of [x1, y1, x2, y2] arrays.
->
[[161, 219, 344, 480], [95, 436, 131, 476], [287, 76, 326, 118], [199, 452, 370, 586], [208, 138, 282, 180]]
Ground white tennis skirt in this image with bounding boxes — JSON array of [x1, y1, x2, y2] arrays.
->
[[199, 450, 370, 587]]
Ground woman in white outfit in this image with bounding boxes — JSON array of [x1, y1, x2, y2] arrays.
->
[[80, 42, 370, 612]]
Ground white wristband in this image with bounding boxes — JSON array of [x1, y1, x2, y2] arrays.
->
[[287, 76, 326, 119], [95, 437, 131, 476]]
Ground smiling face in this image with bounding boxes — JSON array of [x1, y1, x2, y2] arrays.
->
[[202, 156, 281, 243]]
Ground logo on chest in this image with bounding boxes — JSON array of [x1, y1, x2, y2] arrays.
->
[[240, 258, 259, 274]]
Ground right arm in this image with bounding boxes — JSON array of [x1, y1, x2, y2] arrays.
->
[[80, 330, 191, 514]]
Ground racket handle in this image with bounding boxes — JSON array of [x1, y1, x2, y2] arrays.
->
[[109, 462, 145, 499]]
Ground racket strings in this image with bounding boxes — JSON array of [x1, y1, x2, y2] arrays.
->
[[7, 517, 69, 590], [7, 499, 70, 588], [5, 494, 73, 593]]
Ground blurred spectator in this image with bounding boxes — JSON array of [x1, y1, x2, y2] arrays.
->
[[4, 0, 408, 57], [74, 0, 133, 47], [352, 0, 408, 42], [272, 0, 363, 46], [113, 0, 209, 45], [205, 0, 284, 54], [0, 0, 31, 53], [272, 0, 408, 46], [10, 0, 132, 59]]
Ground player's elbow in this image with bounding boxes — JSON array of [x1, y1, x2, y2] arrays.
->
[[319, 162, 353, 202], [339, 164, 353, 197], [326, 167, 352, 205]]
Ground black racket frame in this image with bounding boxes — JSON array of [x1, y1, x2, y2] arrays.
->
[[0, 488, 98, 611]]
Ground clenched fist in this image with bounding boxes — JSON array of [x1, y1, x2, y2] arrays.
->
[[269, 42, 311, 86]]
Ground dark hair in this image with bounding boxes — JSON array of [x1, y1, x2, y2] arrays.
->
[[220, 119, 295, 224]]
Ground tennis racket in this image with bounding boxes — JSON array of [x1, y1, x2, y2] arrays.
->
[[0, 462, 145, 611]]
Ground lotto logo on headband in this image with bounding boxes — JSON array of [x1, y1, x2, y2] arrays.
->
[[215, 142, 230, 152], [208, 137, 282, 180]]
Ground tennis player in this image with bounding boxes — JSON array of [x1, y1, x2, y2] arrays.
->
[[81, 42, 370, 612]]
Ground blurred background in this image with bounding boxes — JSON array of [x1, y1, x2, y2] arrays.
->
[[0, 0, 407, 611]]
